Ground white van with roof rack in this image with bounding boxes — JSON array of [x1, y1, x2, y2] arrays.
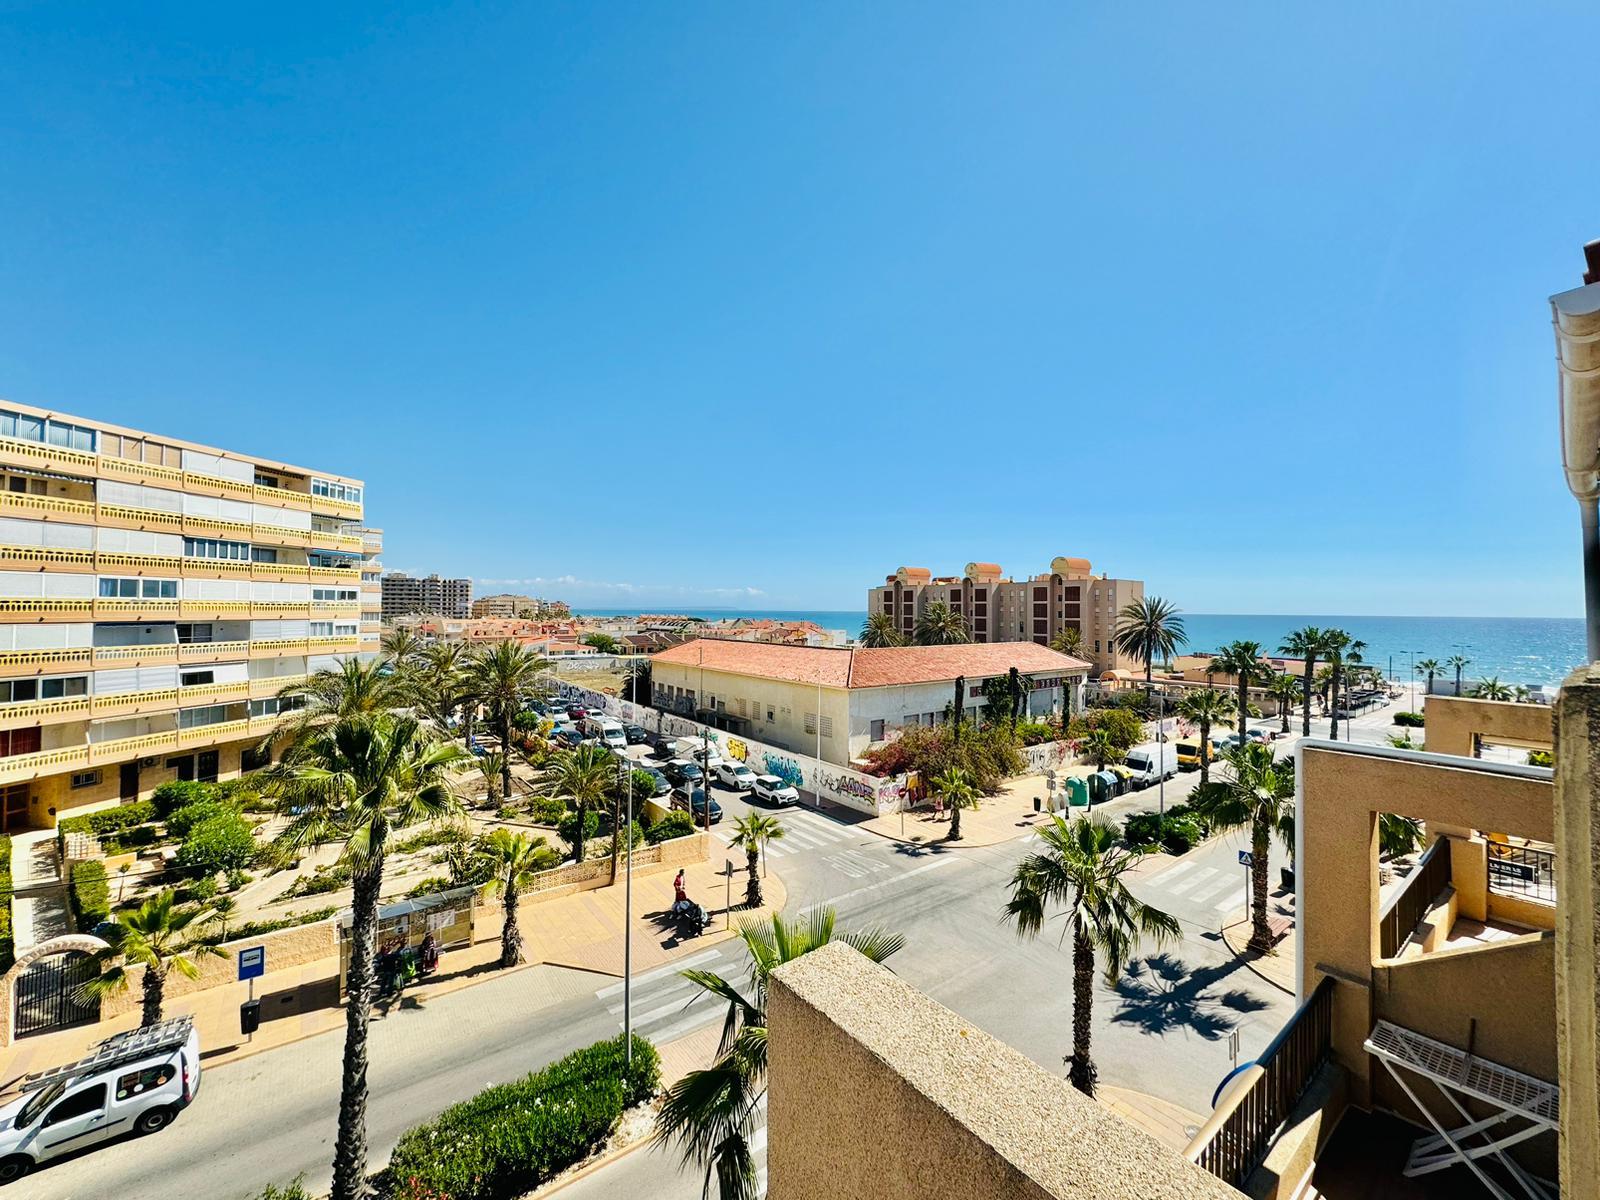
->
[[0, 1016, 201, 1185]]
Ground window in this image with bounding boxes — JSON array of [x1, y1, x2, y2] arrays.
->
[[176, 623, 213, 644], [870, 719, 885, 741], [98, 577, 177, 599], [250, 546, 279, 564], [70, 770, 101, 789], [184, 537, 250, 561], [115, 1064, 175, 1101], [0, 409, 95, 452], [181, 670, 215, 686], [178, 704, 231, 728], [766, 706, 775, 722], [312, 588, 358, 602], [804, 713, 817, 734], [310, 478, 362, 504], [43, 1084, 106, 1127], [40, 676, 87, 699], [254, 473, 280, 489]]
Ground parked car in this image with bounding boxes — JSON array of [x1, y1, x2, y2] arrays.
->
[[1123, 743, 1178, 787], [713, 762, 758, 790], [649, 739, 681, 762], [753, 775, 799, 806], [671, 786, 723, 824], [566, 705, 588, 721], [623, 724, 649, 745], [550, 727, 584, 749], [637, 767, 671, 797], [663, 759, 703, 787], [0, 1017, 201, 1184]]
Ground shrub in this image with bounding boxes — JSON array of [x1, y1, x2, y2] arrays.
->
[[557, 809, 602, 858], [1528, 749, 1553, 767], [250, 1179, 315, 1200], [281, 861, 354, 898], [201, 906, 337, 946], [166, 798, 234, 839], [179, 875, 220, 903], [225, 868, 252, 891], [151, 779, 217, 818], [387, 1034, 660, 1200], [643, 810, 696, 845], [0, 834, 12, 972], [1014, 720, 1055, 747], [1392, 711, 1425, 728], [176, 812, 256, 878], [1066, 707, 1145, 753], [1123, 803, 1210, 855], [99, 824, 162, 856], [406, 875, 453, 898], [70, 860, 111, 927], [859, 722, 1024, 793], [57, 800, 157, 853], [529, 796, 568, 825], [393, 825, 467, 855]]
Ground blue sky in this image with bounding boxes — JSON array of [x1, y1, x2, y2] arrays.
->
[[2, 3, 1597, 616]]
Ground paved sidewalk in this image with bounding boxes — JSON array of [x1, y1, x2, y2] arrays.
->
[[8, 828, 72, 950], [2, 857, 785, 1087], [1220, 895, 1297, 994], [1099, 1084, 1207, 1152]]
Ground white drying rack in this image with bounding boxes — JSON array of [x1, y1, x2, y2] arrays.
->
[[1363, 1019, 1558, 1200]]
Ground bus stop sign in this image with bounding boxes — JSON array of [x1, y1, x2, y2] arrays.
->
[[238, 946, 266, 982]]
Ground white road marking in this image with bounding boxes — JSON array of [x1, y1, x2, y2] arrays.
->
[[1212, 889, 1247, 913], [1145, 858, 1202, 886], [1188, 876, 1238, 904], [1164, 867, 1219, 897], [595, 949, 722, 998], [799, 855, 957, 914]]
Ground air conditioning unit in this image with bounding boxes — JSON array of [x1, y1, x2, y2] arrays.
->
[[140, 757, 160, 768]]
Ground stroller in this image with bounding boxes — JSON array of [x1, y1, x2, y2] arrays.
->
[[670, 898, 713, 938]]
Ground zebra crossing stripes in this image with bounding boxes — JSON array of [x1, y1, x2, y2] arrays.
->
[[598, 945, 752, 1045], [1137, 859, 1249, 914], [710, 808, 856, 858], [823, 848, 892, 880]]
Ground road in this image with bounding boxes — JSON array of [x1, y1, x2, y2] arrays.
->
[[16, 724, 1334, 1200]]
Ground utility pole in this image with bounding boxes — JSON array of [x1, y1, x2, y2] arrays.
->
[[622, 756, 633, 1067]]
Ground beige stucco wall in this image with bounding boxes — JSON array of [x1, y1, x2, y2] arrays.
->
[[1555, 663, 1600, 1188], [766, 941, 1240, 1200], [1423, 694, 1554, 758], [1297, 744, 1552, 1105], [651, 661, 852, 764]]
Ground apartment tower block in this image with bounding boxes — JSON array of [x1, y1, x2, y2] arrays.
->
[[867, 557, 1142, 674], [0, 399, 374, 832]]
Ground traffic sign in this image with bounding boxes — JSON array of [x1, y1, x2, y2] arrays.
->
[[237, 946, 266, 982], [1238, 851, 1254, 867]]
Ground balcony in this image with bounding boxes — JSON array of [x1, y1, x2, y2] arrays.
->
[[0, 708, 290, 785], [0, 542, 362, 587], [0, 596, 360, 623]]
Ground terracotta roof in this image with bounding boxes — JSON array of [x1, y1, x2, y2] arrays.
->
[[651, 639, 1090, 690]]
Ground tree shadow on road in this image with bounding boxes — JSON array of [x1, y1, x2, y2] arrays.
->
[[1110, 951, 1271, 1039]]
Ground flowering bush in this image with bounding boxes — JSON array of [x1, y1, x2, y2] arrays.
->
[[388, 1034, 660, 1200]]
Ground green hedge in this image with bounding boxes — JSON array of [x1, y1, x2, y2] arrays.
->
[[151, 779, 217, 818], [1123, 803, 1211, 855], [0, 834, 12, 974], [57, 800, 157, 853], [175, 811, 256, 878], [1393, 711, 1425, 727], [388, 1034, 659, 1200], [70, 860, 111, 928], [643, 811, 696, 844], [198, 906, 337, 946]]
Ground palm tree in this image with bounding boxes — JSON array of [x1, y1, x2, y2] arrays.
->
[[481, 829, 557, 969], [380, 625, 427, 669], [621, 658, 652, 703], [79, 890, 227, 1027], [1320, 629, 1352, 740], [1379, 812, 1424, 860], [582, 632, 621, 655], [409, 640, 473, 737], [933, 765, 979, 841], [655, 909, 904, 1199], [545, 744, 614, 864], [1050, 626, 1087, 659], [1206, 641, 1271, 744], [1003, 815, 1179, 1096], [913, 600, 970, 646], [859, 611, 905, 648], [728, 813, 786, 908], [1113, 596, 1186, 682], [1175, 688, 1235, 785], [1190, 742, 1295, 954], [1266, 673, 1301, 734], [1414, 658, 1441, 704], [477, 752, 507, 806], [265, 713, 466, 1200], [274, 657, 411, 757], [1471, 676, 1513, 701], [1080, 726, 1120, 772], [1446, 654, 1470, 697], [1278, 626, 1323, 737], [469, 640, 551, 803]]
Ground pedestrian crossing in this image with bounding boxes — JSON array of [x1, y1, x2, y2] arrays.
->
[[598, 945, 753, 1045], [709, 807, 857, 859], [1135, 857, 1250, 914], [822, 848, 893, 879]]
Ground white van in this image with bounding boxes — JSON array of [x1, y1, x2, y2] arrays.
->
[[1123, 742, 1178, 788], [674, 736, 725, 768], [0, 1017, 201, 1184], [580, 716, 627, 751]]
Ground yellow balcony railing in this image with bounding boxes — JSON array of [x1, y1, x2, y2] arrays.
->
[[178, 640, 251, 661], [176, 680, 250, 704], [0, 598, 94, 619], [94, 599, 180, 619], [0, 545, 96, 571], [182, 514, 253, 540], [177, 718, 250, 745], [0, 492, 97, 521], [250, 673, 307, 697], [91, 688, 180, 718], [0, 744, 91, 782], [254, 523, 313, 547], [176, 600, 253, 619], [308, 565, 361, 582], [0, 696, 91, 728], [254, 483, 312, 510], [0, 647, 96, 674], [96, 455, 184, 486], [181, 471, 255, 501], [92, 645, 178, 666]]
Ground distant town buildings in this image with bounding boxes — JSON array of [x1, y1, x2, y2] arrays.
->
[[381, 571, 471, 619], [470, 592, 570, 619], [867, 557, 1143, 674]]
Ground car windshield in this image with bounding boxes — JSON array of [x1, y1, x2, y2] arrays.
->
[[17, 1080, 65, 1128]]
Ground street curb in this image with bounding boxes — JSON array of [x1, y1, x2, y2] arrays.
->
[[1219, 912, 1295, 996], [528, 1121, 658, 1196], [852, 809, 1053, 852]]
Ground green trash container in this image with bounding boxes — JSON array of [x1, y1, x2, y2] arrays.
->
[[1087, 770, 1118, 805], [1064, 776, 1090, 808]]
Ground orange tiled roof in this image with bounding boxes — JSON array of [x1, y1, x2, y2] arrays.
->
[[650, 639, 1089, 689]]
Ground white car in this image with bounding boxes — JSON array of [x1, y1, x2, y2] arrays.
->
[[752, 774, 799, 806], [0, 1017, 201, 1184], [714, 762, 758, 790]]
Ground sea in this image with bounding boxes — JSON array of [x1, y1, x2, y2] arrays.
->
[[576, 608, 1587, 690]]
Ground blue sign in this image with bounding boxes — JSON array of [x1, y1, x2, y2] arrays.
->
[[238, 946, 266, 982], [1238, 851, 1254, 867]]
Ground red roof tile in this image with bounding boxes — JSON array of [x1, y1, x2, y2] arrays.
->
[[650, 639, 1089, 689]]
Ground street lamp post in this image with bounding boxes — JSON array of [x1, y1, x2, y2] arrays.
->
[[621, 756, 634, 1067]]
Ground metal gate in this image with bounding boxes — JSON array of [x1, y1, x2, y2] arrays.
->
[[13, 951, 99, 1036]]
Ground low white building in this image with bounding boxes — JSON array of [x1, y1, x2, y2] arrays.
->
[[649, 640, 1089, 766]]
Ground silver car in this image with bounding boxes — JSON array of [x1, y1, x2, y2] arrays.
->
[[752, 774, 799, 806]]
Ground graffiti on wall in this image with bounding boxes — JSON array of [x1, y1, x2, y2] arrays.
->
[[816, 770, 876, 806], [763, 754, 804, 789], [727, 738, 749, 763]]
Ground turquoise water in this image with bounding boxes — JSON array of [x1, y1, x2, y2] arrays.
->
[[576, 608, 1586, 689]]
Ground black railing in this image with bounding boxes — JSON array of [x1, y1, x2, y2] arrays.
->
[[1192, 975, 1336, 1187], [1487, 840, 1557, 905], [1378, 837, 1452, 958]]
